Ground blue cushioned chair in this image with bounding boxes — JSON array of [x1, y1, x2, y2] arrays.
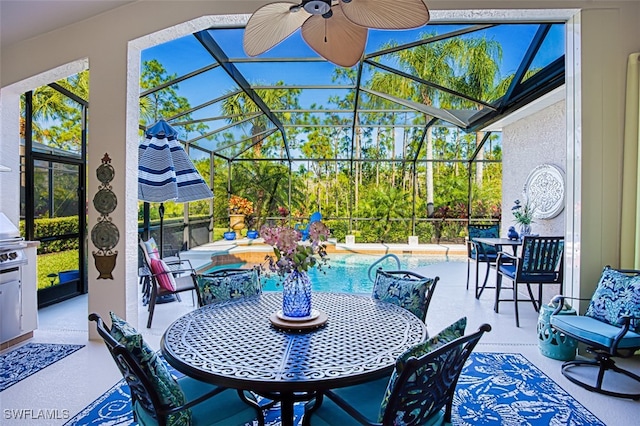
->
[[295, 211, 323, 241], [89, 312, 266, 425], [550, 266, 640, 400], [301, 322, 491, 426], [372, 268, 439, 322], [495, 236, 564, 327], [466, 224, 500, 299]]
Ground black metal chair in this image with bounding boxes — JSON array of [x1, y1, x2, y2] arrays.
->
[[466, 224, 500, 299], [139, 238, 201, 328], [550, 266, 640, 400], [495, 236, 564, 327], [196, 267, 262, 306], [301, 322, 491, 426], [89, 312, 265, 425], [371, 268, 439, 322]]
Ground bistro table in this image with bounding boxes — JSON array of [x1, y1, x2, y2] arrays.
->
[[161, 292, 427, 426], [473, 237, 522, 255], [471, 237, 523, 298]]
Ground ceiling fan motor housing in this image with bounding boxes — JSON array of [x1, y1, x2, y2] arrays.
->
[[303, 0, 332, 15]]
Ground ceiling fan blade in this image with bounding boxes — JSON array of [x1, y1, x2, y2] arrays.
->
[[301, 6, 367, 67], [339, 0, 430, 29], [244, 2, 312, 56]]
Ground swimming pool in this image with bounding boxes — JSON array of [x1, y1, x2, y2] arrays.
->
[[205, 253, 453, 294]]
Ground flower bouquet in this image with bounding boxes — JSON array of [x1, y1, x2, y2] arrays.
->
[[229, 195, 254, 216], [260, 221, 330, 318]]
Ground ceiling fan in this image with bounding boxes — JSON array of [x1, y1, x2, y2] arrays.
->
[[243, 0, 430, 68]]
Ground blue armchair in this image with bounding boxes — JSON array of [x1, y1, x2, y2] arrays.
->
[[550, 266, 640, 400], [295, 211, 322, 241]]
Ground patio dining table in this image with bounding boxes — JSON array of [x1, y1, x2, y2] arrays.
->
[[161, 292, 427, 426]]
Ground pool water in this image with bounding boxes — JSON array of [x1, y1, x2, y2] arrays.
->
[[205, 253, 450, 294]]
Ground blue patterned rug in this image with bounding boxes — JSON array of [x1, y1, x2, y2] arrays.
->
[[1, 343, 84, 392], [65, 352, 604, 426]]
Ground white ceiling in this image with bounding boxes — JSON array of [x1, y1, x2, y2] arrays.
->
[[0, 0, 136, 49]]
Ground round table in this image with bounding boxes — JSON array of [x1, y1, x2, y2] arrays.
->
[[161, 292, 427, 426]]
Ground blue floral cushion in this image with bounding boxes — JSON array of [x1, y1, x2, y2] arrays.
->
[[197, 268, 261, 306], [469, 225, 499, 256], [109, 312, 190, 425], [378, 317, 467, 421], [585, 266, 640, 333], [372, 270, 435, 321]]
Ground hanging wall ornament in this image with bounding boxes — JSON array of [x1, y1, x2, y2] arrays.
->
[[91, 153, 119, 279]]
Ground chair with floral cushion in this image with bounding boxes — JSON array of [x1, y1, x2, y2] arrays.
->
[[371, 268, 439, 323], [550, 266, 640, 400], [301, 318, 491, 426], [466, 223, 500, 299], [495, 236, 564, 327], [89, 312, 266, 426], [196, 267, 262, 306]]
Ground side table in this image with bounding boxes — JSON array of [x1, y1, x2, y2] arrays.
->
[[537, 303, 578, 361]]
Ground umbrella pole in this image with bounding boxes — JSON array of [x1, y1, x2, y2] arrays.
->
[[159, 202, 165, 259]]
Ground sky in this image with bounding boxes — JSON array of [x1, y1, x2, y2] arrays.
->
[[139, 20, 565, 156]]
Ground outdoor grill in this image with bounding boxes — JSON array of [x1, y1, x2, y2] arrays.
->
[[0, 212, 29, 345]]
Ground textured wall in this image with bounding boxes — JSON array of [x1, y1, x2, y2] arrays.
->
[[502, 100, 566, 238]]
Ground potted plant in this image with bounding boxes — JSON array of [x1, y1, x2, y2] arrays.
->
[[260, 221, 330, 318], [511, 199, 535, 237], [228, 195, 254, 238]]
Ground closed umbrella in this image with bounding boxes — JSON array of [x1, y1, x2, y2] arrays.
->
[[138, 119, 213, 256]]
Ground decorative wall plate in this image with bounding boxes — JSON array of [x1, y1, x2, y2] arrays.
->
[[523, 164, 565, 220], [91, 220, 120, 251], [96, 162, 115, 184], [93, 188, 117, 215]]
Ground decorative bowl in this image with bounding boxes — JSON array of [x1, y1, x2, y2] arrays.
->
[[223, 231, 236, 241], [247, 230, 259, 239]]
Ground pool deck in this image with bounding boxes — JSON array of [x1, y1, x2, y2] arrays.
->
[[185, 238, 467, 272]]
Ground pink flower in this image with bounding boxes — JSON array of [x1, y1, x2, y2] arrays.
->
[[260, 220, 330, 277]]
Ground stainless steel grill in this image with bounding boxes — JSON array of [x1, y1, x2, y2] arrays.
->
[[0, 212, 28, 344], [0, 213, 26, 272]]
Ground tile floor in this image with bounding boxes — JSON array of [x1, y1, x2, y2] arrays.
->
[[2, 258, 639, 425]]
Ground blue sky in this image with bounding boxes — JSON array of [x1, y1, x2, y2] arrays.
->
[[140, 21, 564, 152]]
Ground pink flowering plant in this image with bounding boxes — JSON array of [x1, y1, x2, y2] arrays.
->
[[260, 221, 330, 278]]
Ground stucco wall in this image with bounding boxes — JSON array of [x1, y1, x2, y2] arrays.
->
[[502, 100, 566, 238]]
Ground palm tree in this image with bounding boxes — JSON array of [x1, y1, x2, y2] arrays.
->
[[450, 36, 502, 187]]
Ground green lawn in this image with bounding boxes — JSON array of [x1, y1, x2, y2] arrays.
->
[[37, 250, 79, 290]]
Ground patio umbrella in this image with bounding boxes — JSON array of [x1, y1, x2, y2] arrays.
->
[[138, 119, 213, 257]]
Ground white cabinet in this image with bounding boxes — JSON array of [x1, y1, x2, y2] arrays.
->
[[0, 277, 21, 342]]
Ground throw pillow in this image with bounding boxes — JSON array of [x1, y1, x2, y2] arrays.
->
[[197, 268, 261, 305], [585, 266, 640, 333], [378, 317, 467, 421], [108, 312, 189, 425], [144, 238, 160, 260], [150, 258, 177, 292], [372, 269, 435, 321]]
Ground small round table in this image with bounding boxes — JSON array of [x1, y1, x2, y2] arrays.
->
[[161, 292, 427, 426]]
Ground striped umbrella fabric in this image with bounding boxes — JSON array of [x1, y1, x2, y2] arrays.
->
[[138, 120, 213, 203]]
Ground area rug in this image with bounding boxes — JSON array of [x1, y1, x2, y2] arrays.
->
[[0, 343, 84, 392], [65, 352, 604, 426]]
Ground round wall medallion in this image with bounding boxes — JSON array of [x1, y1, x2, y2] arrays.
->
[[523, 164, 565, 220], [96, 162, 115, 184], [91, 220, 120, 251], [93, 188, 117, 215]]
